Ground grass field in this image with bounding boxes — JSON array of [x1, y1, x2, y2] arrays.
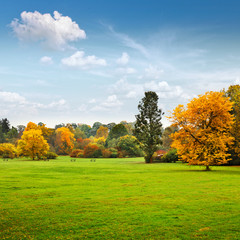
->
[[0, 156, 239, 239]]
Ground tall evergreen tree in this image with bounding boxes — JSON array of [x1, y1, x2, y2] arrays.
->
[[134, 91, 163, 163]]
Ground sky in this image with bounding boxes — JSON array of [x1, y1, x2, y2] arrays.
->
[[1, 0, 240, 128]]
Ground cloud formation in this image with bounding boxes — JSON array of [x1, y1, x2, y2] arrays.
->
[[61, 51, 107, 69], [116, 52, 129, 65], [11, 11, 86, 50], [40, 56, 53, 65]]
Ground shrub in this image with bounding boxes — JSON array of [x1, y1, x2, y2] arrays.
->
[[161, 149, 178, 163], [70, 149, 83, 158], [83, 143, 103, 158], [101, 149, 112, 158], [117, 135, 143, 157], [45, 152, 58, 159], [109, 148, 118, 158]]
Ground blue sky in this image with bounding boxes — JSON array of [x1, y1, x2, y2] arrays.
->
[[1, 0, 240, 127]]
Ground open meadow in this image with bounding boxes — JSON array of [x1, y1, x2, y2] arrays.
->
[[0, 156, 239, 239]]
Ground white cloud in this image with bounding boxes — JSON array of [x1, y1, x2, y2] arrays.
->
[[40, 56, 53, 65], [116, 67, 136, 75], [11, 11, 86, 50], [116, 52, 129, 65], [0, 91, 26, 104], [0, 90, 68, 117], [144, 65, 164, 79], [91, 95, 123, 112], [110, 78, 191, 101], [102, 95, 123, 107], [61, 51, 107, 69]]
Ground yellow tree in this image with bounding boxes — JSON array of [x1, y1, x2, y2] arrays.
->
[[169, 91, 234, 170], [95, 126, 109, 139], [55, 127, 75, 155], [17, 129, 49, 160], [0, 143, 17, 159]]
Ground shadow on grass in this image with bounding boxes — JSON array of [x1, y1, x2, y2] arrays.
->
[[171, 168, 240, 175]]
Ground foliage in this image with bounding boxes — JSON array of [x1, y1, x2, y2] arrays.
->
[[107, 138, 119, 148], [94, 137, 106, 146], [162, 125, 178, 150], [74, 128, 86, 139], [55, 127, 75, 155], [106, 124, 128, 146], [101, 149, 112, 158], [109, 148, 118, 158], [83, 143, 103, 158], [117, 135, 143, 157], [90, 122, 103, 136], [75, 138, 92, 150], [161, 149, 178, 163], [45, 152, 58, 159], [78, 124, 92, 138], [17, 129, 49, 160], [169, 91, 234, 170], [70, 149, 83, 158], [4, 127, 19, 144], [134, 91, 163, 163], [224, 85, 240, 165], [0, 143, 17, 159], [0, 118, 10, 134], [95, 126, 109, 139]]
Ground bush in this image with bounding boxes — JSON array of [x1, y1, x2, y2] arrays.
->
[[70, 149, 83, 158], [83, 143, 103, 158], [161, 149, 178, 163], [109, 148, 118, 158], [101, 149, 112, 158], [45, 152, 58, 159]]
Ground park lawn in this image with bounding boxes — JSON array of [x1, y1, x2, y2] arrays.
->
[[0, 156, 239, 240]]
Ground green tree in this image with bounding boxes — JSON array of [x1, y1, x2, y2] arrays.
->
[[117, 135, 143, 157], [106, 124, 128, 146], [224, 85, 240, 165], [134, 91, 163, 163]]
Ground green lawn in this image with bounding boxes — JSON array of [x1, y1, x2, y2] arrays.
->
[[0, 157, 239, 239]]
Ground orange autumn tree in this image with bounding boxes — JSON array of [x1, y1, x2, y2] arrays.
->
[[169, 91, 234, 170], [55, 127, 75, 155], [17, 128, 49, 160]]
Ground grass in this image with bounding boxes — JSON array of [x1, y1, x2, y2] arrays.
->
[[0, 156, 239, 239]]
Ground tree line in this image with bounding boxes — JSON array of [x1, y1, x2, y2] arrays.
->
[[1, 84, 240, 170]]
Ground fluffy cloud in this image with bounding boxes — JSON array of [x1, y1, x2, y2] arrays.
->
[[116, 52, 129, 65], [0, 91, 26, 104], [61, 51, 107, 69], [0, 90, 68, 116], [40, 56, 53, 65], [91, 95, 122, 111], [110, 78, 191, 101], [11, 11, 86, 50]]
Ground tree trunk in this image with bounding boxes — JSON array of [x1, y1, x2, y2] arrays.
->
[[206, 165, 211, 171]]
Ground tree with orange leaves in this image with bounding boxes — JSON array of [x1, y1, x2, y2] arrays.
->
[[55, 127, 75, 155], [169, 91, 234, 170]]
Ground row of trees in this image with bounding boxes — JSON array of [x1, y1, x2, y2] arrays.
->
[[1, 84, 240, 169]]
